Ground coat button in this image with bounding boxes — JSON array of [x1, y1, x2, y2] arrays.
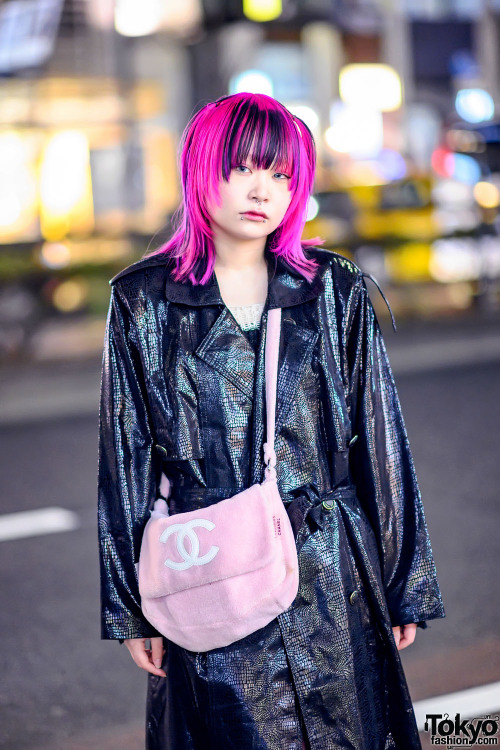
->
[[349, 590, 360, 605], [322, 499, 334, 510]]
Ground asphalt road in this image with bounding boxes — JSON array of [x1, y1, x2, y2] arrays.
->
[[0, 315, 499, 750]]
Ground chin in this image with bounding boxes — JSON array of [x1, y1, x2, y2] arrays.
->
[[239, 219, 274, 231], [234, 223, 268, 234]]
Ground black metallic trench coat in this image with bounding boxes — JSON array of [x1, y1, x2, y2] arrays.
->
[[97, 245, 446, 750]]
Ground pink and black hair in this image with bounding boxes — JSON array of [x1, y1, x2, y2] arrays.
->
[[146, 92, 324, 284]]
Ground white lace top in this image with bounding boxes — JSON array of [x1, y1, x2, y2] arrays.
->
[[227, 302, 265, 331]]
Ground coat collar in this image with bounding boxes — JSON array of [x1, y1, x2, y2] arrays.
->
[[163, 246, 328, 309]]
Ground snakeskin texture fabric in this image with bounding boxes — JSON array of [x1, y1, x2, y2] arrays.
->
[[97, 245, 446, 749]]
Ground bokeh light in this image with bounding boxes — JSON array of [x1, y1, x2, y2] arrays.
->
[[455, 89, 495, 124], [326, 102, 383, 159], [473, 181, 500, 208], [115, 0, 163, 36], [40, 243, 71, 269], [243, 0, 282, 22], [306, 196, 319, 222], [230, 70, 274, 96], [52, 278, 89, 312], [339, 64, 402, 112]]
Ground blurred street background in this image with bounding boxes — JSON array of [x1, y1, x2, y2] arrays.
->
[[0, 0, 499, 748]]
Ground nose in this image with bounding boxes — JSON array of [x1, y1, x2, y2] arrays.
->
[[249, 170, 271, 202]]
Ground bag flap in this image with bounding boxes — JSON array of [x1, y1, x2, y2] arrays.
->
[[138, 482, 286, 597]]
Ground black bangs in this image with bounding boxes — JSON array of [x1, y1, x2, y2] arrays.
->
[[221, 102, 295, 180]]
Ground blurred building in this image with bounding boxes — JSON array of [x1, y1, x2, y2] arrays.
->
[[0, 0, 499, 360]]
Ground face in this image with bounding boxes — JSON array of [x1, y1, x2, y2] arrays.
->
[[207, 157, 293, 245]]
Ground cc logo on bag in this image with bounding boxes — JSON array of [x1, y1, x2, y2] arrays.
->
[[159, 519, 220, 571]]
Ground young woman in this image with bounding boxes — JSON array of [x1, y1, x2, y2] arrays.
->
[[98, 92, 445, 750]]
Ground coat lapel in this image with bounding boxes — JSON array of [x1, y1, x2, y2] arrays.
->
[[164, 247, 330, 420], [194, 304, 319, 420], [194, 307, 256, 401]]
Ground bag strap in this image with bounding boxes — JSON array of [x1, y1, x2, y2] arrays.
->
[[262, 307, 281, 482]]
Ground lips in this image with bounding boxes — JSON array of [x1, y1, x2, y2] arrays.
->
[[241, 211, 268, 219]]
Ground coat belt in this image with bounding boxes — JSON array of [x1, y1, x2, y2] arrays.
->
[[166, 444, 358, 540]]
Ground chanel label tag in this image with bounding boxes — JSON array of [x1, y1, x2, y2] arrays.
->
[[273, 515, 282, 537]]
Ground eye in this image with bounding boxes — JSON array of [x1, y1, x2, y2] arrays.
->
[[274, 170, 291, 180], [233, 164, 250, 173]]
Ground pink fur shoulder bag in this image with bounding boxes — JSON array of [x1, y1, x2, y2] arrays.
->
[[137, 307, 299, 652]]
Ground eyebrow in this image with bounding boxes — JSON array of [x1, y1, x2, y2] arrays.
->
[[239, 159, 290, 172]]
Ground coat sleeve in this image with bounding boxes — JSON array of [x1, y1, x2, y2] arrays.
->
[[346, 274, 446, 629], [97, 282, 162, 640]]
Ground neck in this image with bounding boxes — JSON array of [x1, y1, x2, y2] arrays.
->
[[213, 240, 269, 307], [213, 237, 267, 272]]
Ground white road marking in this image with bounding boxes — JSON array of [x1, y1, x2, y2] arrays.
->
[[414, 681, 500, 731], [0, 507, 80, 541]]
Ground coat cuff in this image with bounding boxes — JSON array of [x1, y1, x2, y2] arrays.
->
[[101, 609, 163, 641], [390, 605, 446, 630]]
